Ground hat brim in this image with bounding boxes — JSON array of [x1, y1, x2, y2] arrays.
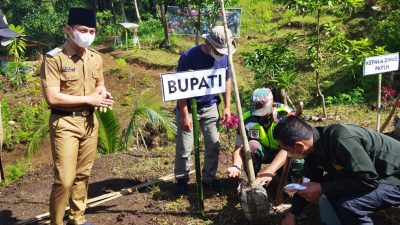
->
[[202, 34, 237, 55], [0, 28, 22, 38]]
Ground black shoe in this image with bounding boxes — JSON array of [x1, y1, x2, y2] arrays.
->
[[176, 178, 189, 195], [202, 179, 221, 191]]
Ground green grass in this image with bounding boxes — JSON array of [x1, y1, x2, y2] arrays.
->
[[303, 104, 395, 132], [237, 0, 275, 35], [116, 48, 180, 68]]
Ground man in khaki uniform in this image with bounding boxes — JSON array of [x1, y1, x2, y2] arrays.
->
[[40, 8, 114, 225]]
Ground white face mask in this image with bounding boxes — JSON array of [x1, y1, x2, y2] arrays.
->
[[209, 49, 223, 61], [252, 101, 273, 116], [71, 29, 95, 48]]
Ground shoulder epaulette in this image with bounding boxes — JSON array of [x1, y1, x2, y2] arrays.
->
[[46, 47, 63, 57]]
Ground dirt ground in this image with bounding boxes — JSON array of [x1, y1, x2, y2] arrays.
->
[[1, 49, 400, 225]]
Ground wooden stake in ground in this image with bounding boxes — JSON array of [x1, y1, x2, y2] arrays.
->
[[376, 73, 382, 131], [0, 102, 5, 181], [219, 0, 256, 185], [274, 157, 290, 205]]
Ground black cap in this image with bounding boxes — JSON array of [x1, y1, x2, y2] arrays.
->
[[0, 10, 22, 38], [67, 8, 97, 28]]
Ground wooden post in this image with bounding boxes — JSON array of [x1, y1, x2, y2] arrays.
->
[[220, 0, 256, 185], [125, 28, 129, 50], [377, 73, 382, 131], [274, 157, 290, 205], [0, 102, 5, 181]]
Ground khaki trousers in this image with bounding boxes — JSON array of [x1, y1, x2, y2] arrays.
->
[[174, 104, 220, 183], [49, 113, 98, 225]]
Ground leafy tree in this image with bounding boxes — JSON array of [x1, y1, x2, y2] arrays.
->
[[243, 33, 298, 103], [175, 0, 238, 44], [281, 0, 365, 117], [370, 10, 400, 53], [6, 25, 26, 61], [1, 25, 28, 89]]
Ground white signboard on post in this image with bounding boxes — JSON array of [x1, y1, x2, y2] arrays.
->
[[363, 52, 399, 76], [161, 68, 227, 102]]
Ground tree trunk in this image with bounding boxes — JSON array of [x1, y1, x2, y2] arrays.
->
[[195, 5, 201, 45], [0, 102, 5, 181], [316, 8, 327, 118], [133, 0, 142, 23], [159, 3, 170, 48], [109, 0, 117, 23], [120, 0, 127, 22], [280, 89, 288, 105]]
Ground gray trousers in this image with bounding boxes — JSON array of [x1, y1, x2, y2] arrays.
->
[[174, 103, 220, 183]]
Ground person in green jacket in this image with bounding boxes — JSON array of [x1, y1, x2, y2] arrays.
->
[[274, 116, 400, 225], [227, 88, 303, 186]]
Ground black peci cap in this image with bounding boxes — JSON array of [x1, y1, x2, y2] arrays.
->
[[67, 8, 97, 28], [0, 10, 22, 38]]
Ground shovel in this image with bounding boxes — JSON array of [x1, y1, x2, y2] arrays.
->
[[220, 1, 269, 223]]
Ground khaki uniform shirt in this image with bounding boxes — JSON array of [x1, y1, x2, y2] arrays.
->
[[40, 40, 104, 111]]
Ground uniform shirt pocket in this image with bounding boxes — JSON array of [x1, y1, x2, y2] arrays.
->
[[60, 71, 81, 92]]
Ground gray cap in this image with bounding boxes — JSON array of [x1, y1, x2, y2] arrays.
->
[[202, 26, 236, 55]]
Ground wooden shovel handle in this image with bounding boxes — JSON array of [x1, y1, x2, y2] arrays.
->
[[274, 156, 291, 205]]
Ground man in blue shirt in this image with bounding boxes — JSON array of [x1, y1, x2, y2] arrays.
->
[[174, 26, 236, 195]]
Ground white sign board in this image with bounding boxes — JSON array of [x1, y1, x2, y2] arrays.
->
[[161, 68, 227, 102], [363, 52, 399, 76]]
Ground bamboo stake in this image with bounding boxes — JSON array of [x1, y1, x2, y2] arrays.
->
[[220, 0, 256, 185], [16, 171, 193, 225]]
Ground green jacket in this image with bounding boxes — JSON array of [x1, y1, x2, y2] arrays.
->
[[290, 124, 400, 216], [240, 103, 292, 152]]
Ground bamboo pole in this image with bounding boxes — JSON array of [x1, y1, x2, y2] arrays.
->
[[191, 99, 205, 216], [16, 171, 193, 225], [220, 0, 256, 185]]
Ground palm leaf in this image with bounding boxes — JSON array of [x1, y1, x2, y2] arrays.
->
[[96, 109, 120, 155], [123, 106, 144, 148], [123, 95, 176, 148], [145, 106, 176, 140], [25, 123, 49, 159]]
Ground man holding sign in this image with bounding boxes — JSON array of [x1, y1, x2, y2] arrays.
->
[[174, 26, 236, 195]]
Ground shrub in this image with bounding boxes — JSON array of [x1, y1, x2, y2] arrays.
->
[[325, 87, 365, 105], [139, 18, 164, 48], [2, 160, 25, 185]]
